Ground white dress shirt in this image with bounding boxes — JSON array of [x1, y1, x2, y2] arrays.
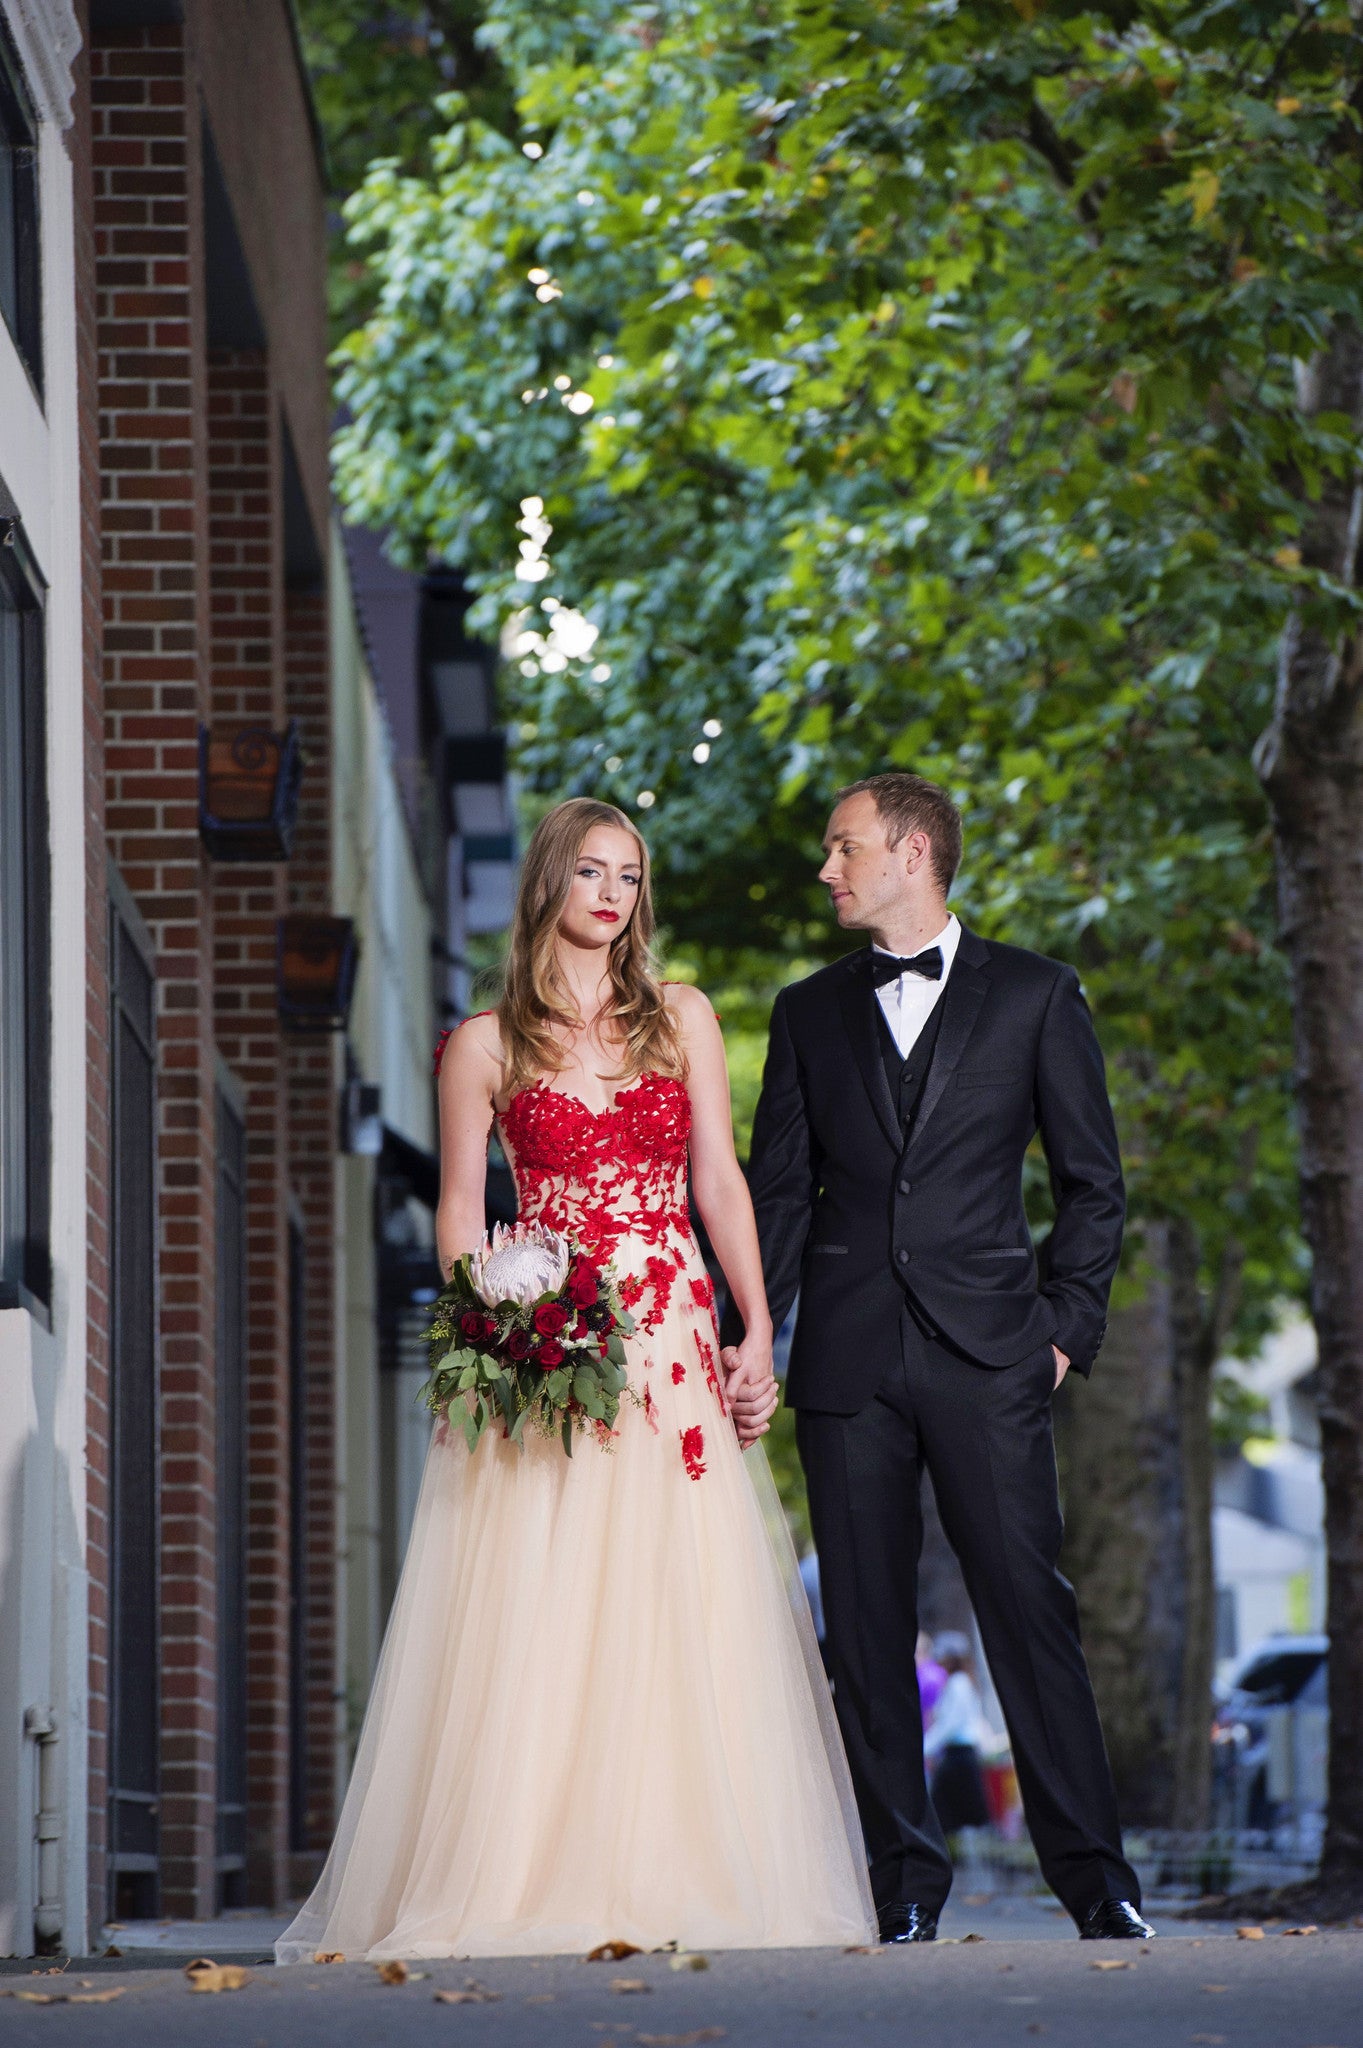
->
[[873, 914, 961, 1059]]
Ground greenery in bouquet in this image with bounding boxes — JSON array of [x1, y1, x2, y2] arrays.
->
[[422, 1222, 634, 1456]]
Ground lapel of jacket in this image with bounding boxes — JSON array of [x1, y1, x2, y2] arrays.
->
[[836, 954, 903, 1153], [906, 925, 992, 1152]]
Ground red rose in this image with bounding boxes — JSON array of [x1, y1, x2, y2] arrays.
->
[[568, 1268, 599, 1308], [537, 1338, 565, 1369], [504, 1327, 533, 1362], [573, 1315, 592, 1340], [534, 1301, 569, 1336], [460, 1310, 492, 1341]]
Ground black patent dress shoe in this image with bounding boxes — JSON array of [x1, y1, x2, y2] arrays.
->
[[1079, 1898, 1155, 1940], [878, 1902, 939, 1944]]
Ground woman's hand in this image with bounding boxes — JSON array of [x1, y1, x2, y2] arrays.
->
[[722, 1335, 780, 1448]]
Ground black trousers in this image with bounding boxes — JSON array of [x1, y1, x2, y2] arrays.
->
[[795, 1311, 1140, 1923]]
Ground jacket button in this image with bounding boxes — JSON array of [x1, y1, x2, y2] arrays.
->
[[898, 1179, 912, 1195], [896, 1248, 910, 1267]]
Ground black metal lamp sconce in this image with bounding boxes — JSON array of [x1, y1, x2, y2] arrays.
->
[[199, 721, 304, 861], [276, 914, 358, 1032]]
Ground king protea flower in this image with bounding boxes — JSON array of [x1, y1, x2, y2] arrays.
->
[[469, 1221, 571, 1309]]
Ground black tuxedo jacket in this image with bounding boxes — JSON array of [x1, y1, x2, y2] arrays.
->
[[722, 929, 1125, 1414]]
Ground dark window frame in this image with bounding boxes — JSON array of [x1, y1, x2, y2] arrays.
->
[[0, 17, 42, 402], [0, 516, 50, 1316]]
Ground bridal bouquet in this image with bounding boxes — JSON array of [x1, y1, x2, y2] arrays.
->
[[421, 1222, 634, 1457]]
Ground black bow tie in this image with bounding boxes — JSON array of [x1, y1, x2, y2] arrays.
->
[[868, 947, 944, 988]]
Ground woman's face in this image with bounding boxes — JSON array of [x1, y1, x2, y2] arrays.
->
[[557, 825, 643, 953]]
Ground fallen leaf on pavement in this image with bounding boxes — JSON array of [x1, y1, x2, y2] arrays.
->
[[1090, 1958, 1133, 1971], [10, 1991, 60, 2004], [68, 1988, 126, 2004], [1201, 1984, 1229, 1993], [960, 1932, 986, 1943], [637, 2032, 728, 2046], [1235, 1925, 1265, 1940], [669, 1953, 709, 1972], [185, 1959, 250, 1993], [1283, 1925, 1319, 1937], [610, 1977, 652, 1993], [313, 1950, 345, 1963], [589, 1940, 643, 1962], [102, 1945, 123, 1958], [375, 1958, 408, 1984], [843, 1945, 872, 1955], [433, 1979, 501, 2004]]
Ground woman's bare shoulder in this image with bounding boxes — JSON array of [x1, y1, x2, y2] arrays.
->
[[662, 980, 720, 1035], [436, 1009, 504, 1084]]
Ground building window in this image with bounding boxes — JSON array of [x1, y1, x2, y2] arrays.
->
[[0, 528, 49, 1311], [0, 19, 41, 398]]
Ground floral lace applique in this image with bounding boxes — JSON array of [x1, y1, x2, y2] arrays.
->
[[693, 1325, 728, 1416], [671, 1361, 686, 1386], [690, 1274, 715, 1311], [680, 1425, 707, 1482], [497, 1073, 692, 1329], [643, 1383, 660, 1435]]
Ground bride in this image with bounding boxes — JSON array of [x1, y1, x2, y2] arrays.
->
[[276, 798, 875, 1960]]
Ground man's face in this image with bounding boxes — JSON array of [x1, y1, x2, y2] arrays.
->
[[818, 791, 924, 931]]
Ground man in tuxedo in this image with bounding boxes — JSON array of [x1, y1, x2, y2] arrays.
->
[[722, 772, 1150, 1943]]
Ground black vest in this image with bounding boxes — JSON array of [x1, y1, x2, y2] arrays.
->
[[876, 987, 947, 1136]]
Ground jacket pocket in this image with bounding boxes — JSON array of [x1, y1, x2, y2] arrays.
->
[[807, 1244, 849, 1255], [956, 1070, 1025, 1088], [975, 1247, 1032, 1259]]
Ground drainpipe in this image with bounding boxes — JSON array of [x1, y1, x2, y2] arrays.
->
[[23, 1707, 61, 1955]]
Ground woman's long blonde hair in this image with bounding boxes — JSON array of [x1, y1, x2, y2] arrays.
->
[[497, 798, 686, 1093]]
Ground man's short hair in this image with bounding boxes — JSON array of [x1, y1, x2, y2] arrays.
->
[[833, 771, 963, 893]]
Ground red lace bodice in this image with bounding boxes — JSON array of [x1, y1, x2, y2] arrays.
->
[[435, 1043, 728, 1458], [497, 1072, 692, 1269]]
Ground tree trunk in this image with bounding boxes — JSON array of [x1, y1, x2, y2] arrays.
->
[[1168, 1216, 1216, 1834], [1054, 1227, 1186, 1826], [1255, 322, 1363, 1885]]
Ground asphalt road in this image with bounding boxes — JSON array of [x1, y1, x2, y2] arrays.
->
[[3, 1916, 1360, 2048]]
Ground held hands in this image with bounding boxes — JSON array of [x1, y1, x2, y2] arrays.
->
[[722, 1336, 780, 1448]]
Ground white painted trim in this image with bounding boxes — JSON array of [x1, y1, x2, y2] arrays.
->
[[0, 0, 81, 131], [0, 108, 90, 1956]]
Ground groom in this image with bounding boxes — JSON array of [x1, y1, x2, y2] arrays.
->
[[721, 772, 1150, 1943]]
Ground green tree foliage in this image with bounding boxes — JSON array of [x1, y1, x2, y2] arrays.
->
[[329, 0, 1340, 1360], [293, 0, 513, 335]]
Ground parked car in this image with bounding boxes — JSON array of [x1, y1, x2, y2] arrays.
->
[[1213, 1634, 1328, 1838]]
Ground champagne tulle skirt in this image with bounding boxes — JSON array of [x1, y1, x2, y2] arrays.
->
[[276, 1302, 874, 1960]]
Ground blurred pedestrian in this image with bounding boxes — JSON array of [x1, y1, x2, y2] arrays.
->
[[923, 1633, 993, 1834], [916, 1630, 947, 1723]]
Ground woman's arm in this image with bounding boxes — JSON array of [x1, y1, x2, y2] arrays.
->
[[671, 985, 779, 1443], [434, 1016, 501, 1279]]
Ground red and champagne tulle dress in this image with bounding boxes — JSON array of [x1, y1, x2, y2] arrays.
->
[[276, 1068, 874, 1960]]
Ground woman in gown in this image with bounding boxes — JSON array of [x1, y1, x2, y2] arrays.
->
[[276, 798, 875, 1960]]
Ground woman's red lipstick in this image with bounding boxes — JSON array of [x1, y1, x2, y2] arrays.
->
[[593, 910, 620, 922]]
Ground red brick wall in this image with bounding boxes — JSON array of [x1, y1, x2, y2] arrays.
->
[[206, 351, 291, 1905], [72, 0, 113, 1941], [84, 3, 336, 1924], [91, 19, 219, 1918], [283, 587, 340, 1874]]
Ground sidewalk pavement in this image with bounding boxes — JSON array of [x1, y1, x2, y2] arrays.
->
[[3, 1910, 1360, 2048], [77, 1888, 1241, 1962]]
